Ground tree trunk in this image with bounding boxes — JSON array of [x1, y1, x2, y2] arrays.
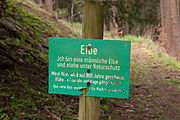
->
[[71, 0, 75, 24], [160, 0, 165, 31], [141, 0, 145, 20], [54, 0, 59, 19], [45, 0, 53, 13], [109, 0, 118, 35], [171, 0, 180, 60], [54, 0, 58, 10], [161, 0, 180, 60], [125, 0, 129, 35], [39, 0, 42, 7], [109, 6, 117, 31], [35, 0, 42, 7]]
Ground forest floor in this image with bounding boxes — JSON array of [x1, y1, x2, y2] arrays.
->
[[0, 0, 180, 120], [120, 40, 180, 120]]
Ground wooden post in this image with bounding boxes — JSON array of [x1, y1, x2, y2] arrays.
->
[[79, 1, 104, 120]]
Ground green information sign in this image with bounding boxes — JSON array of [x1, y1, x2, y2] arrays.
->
[[49, 38, 131, 99]]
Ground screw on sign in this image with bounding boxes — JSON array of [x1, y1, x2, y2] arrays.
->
[[87, 44, 92, 50], [87, 69, 91, 73], [87, 82, 91, 86]]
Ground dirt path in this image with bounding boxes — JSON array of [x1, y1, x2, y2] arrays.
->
[[98, 43, 179, 120], [116, 43, 180, 119]]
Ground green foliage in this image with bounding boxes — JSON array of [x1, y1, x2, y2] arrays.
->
[[15, 0, 49, 14], [4, 0, 61, 48], [177, 85, 180, 89], [40, 53, 48, 61], [123, 35, 180, 70], [164, 57, 180, 69], [9, 97, 37, 119], [2, 0, 62, 69], [72, 22, 82, 28], [0, 0, 81, 119], [4, 68, 74, 119], [122, 35, 155, 46], [168, 79, 180, 85], [0, 113, 10, 120], [12, 38, 22, 46], [59, 8, 69, 17], [131, 81, 142, 88], [155, 108, 163, 120], [138, 104, 145, 111], [153, 92, 160, 97], [101, 105, 110, 112], [59, 19, 81, 36], [145, 50, 180, 70], [135, 94, 140, 98], [161, 77, 180, 85], [59, 20, 82, 29], [5, 6, 13, 14], [14, 67, 22, 77]]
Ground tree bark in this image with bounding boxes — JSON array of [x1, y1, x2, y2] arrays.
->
[[35, 0, 42, 7], [45, 0, 53, 13], [71, 0, 75, 24], [161, 0, 180, 60], [54, 0, 58, 10], [54, 0, 59, 19], [125, 0, 129, 35], [160, 0, 165, 31], [109, 0, 118, 35], [39, 0, 42, 7], [170, 0, 180, 60], [141, 0, 145, 20]]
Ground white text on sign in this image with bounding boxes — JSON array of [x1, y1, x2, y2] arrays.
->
[[81, 45, 97, 55]]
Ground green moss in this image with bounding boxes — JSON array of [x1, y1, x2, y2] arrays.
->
[[121, 36, 180, 70], [153, 92, 160, 97], [5, 0, 61, 48], [161, 77, 180, 86], [158, 68, 166, 72], [0, 113, 10, 120], [135, 94, 140, 98], [144, 49, 180, 70], [168, 79, 180, 85], [155, 108, 163, 120], [131, 81, 142, 88], [122, 35, 156, 46], [138, 104, 145, 111], [33, 62, 41, 68], [101, 105, 110, 112], [177, 85, 180, 90], [4, 69, 72, 119], [40, 53, 48, 62], [59, 19, 81, 36], [15, 0, 50, 15]]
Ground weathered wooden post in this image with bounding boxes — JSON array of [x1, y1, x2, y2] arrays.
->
[[79, 1, 104, 120]]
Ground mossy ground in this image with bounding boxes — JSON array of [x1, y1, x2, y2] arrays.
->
[[0, 0, 77, 119]]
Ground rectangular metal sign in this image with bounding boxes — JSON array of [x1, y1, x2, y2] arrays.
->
[[48, 38, 131, 99]]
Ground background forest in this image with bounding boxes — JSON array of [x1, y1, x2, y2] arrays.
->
[[40, 0, 161, 39], [36, 0, 180, 60]]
